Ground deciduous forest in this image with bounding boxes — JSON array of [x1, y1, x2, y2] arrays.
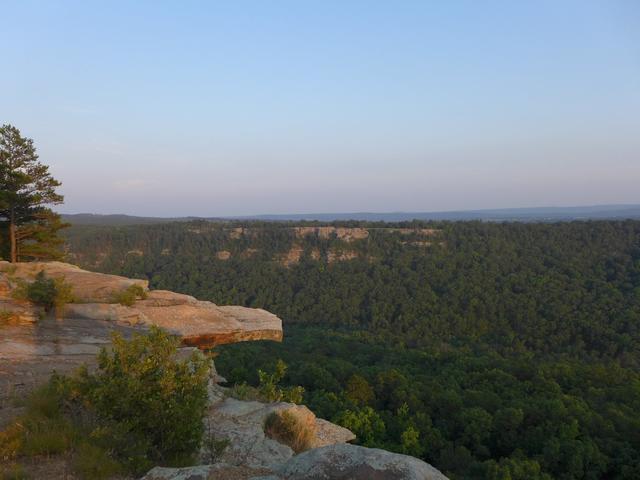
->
[[64, 220, 640, 479]]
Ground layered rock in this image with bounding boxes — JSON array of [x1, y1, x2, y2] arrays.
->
[[1, 260, 147, 303], [0, 261, 282, 351], [0, 261, 282, 425], [63, 291, 282, 348]]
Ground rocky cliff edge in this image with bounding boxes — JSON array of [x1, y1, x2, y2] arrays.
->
[[0, 261, 447, 480]]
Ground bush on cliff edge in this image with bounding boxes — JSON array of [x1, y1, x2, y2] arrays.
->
[[76, 326, 210, 472], [0, 326, 210, 478]]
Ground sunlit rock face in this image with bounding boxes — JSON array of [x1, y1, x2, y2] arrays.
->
[[0, 261, 282, 424], [0, 261, 282, 350], [1, 261, 148, 303]]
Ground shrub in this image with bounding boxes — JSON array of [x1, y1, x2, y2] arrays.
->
[[264, 410, 314, 453], [227, 382, 261, 401], [0, 423, 23, 463], [0, 327, 209, 477], [24, 271, 56, 310], [0, 328, 209, 479], [15, 271, 74, 316], [52, 277, 74, 316], [0, 380, 77, 462], [258, 359, 305, 404], [0, 463, 28, 480], [20, 420, 73, 456], [111, 284, 147, 306], [72, 443, 122, 480], [77, 326, 209, 473], [0, 309, 14, 325], [258, 359, 287, 401], [335, 406, 386, 447], [282, 385, 305, 404], [0, 264, 17, 275], [202, 419, 229, 464]]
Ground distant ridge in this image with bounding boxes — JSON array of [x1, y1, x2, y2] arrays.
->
[[61, 205, 640, 226], [237, 205, 640, 222], [60, 213, 212, 226]]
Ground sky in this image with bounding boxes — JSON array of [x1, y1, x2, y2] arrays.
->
[[2, 0, 639, 217]]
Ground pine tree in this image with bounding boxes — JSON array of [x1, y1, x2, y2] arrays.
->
[[0, 124, 65, 262]]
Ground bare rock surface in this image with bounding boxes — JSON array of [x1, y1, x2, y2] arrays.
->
[[201, 387, 355, 469], [261, 444, 449, 480], [1, 260, 147, 303], [0, 261, 282, 349], [313, 418, 356, 448], [141, 464, 271, 480], [0, 261, 282, 425], [202, 397, 296, 468], [141, 444, 448, 480]]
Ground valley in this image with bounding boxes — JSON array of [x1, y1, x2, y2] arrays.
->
[[61, 219, 640, 479]]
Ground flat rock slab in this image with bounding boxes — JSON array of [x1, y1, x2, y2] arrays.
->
[[142, 464, 271, 480], [0, 262, 282, 349], [1, 260, 147, 303], [264, 444, 449, 480], [141, 444, 449, 480]]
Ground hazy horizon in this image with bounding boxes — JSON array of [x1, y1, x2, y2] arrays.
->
[[3, 1, 640, 217], [58, 203, 640, 222]]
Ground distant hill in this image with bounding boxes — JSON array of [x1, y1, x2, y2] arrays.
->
[[60, 213, 211, 226], [61, 204, 640, 226]]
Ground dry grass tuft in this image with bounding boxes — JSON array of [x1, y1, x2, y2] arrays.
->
[[264, 410, 314, 454]]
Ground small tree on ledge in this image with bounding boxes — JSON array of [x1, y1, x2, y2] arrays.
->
[[0, 124, 67, 262]]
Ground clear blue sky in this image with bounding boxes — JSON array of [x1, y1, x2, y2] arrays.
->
[[2, 1, 639, 216]]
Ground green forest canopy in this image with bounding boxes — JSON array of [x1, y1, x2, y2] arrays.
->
[[63, 220, 640, 479]]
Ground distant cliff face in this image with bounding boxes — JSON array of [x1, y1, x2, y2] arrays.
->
[[64, 224, 443, 269]]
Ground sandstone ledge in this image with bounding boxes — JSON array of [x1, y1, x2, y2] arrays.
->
[[0, 261, 282, 350], [0, 261, 282, 422]]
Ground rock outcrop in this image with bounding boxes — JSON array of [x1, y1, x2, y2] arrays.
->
[[0, 261, 282, 351], [1, 261, 148, 303], [1, 261, 447, 480], [142, 464, 272, 480], [141, 444, 448, 480], [0, 261, 282, 424], [261, 444, 448, 480], [201, 387, 355, 469]]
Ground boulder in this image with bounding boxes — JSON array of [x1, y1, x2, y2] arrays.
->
[[141, 464, 271, 480], [141, 444, 448, 480], [313, 418, 356, 448], [202, 397, 296, 468], [202, 394, 354, 468], [264, 443, 448, 480]]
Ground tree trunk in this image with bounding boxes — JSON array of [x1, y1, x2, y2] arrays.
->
[[9, 209, 17, 263]]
